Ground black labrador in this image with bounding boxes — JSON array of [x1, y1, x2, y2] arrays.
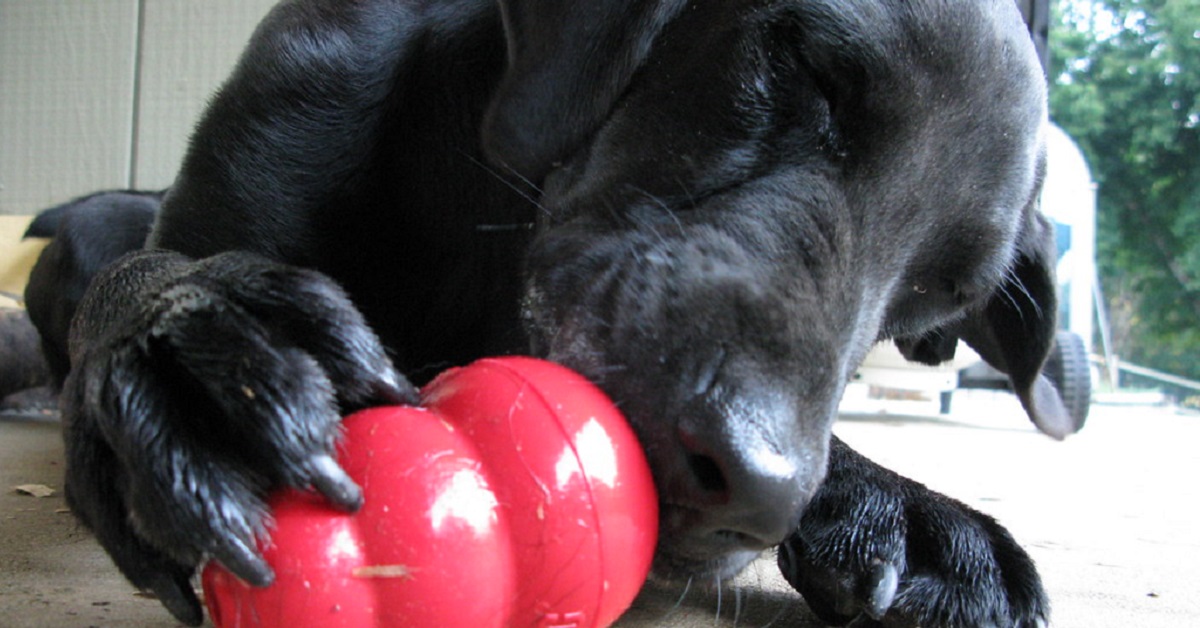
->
[[23, 190, 162, 385], [56, 1, 1064, 626]]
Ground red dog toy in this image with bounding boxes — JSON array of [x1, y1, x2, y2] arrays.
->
[[201, 357, 658, 628]]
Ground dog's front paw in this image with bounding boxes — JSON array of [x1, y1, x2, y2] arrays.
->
[[61, 250, 416, 625], [777, 437, 1047, 628]]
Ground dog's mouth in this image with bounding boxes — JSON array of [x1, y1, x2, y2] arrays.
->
[[647, 498, 799, 584], [649, 513, 771, 582]]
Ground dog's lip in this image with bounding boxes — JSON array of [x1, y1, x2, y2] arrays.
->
[[657, 502, 781, 547], [651, 502, 777, 582]]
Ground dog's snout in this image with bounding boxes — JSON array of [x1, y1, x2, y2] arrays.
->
[[678, 425, 808, 550]]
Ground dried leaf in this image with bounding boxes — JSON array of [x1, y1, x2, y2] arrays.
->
[[13, 484, 55, 498]]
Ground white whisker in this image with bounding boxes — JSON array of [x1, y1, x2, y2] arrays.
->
[[459, 151, 552, 218], [713, 573, 724, 625], [671, 576, 694, 612], [732, 584, 744, 627]]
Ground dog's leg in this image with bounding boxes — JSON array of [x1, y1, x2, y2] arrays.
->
[[777, 436, 1048, 627], [57, 2, 456, 623]]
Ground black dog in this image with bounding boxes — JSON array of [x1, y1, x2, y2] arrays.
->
[[23, 190, 162, 385], [57, 1, 1063, 626]]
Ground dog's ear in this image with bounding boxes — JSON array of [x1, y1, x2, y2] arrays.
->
[[481, 0, 688, 180], [955, 211, 1073, 439]]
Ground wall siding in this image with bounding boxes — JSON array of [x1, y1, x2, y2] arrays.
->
[[0, 0, 275, 216]]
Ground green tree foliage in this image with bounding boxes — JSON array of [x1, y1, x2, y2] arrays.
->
[[1049, 0, 1200, 382]]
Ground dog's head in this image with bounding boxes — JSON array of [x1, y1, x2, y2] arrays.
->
[[484, 0, 1053, 579]]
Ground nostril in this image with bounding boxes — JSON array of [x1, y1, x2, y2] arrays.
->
[[678, 432, 807, 548], [686, 452, 729, 495]]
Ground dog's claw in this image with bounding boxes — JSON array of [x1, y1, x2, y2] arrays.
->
[[310, 454, 363, 511], [146, 571, 203, 626], [212, 534, 274, 588], [864, 560, 898, 620]]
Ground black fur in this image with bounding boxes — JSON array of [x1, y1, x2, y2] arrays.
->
[[56, 1, 1056, 626], [23, 189, 162, 385]]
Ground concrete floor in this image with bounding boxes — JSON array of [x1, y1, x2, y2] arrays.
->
[[2, 388, 1198, 627]]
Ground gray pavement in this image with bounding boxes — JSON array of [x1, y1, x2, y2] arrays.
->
[[2, 388, 1197, 627]]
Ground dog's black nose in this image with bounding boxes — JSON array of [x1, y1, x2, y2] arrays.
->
[[677, 421, 810, 550]]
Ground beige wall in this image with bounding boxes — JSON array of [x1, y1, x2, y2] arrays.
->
[[0, 0, 277, 216]]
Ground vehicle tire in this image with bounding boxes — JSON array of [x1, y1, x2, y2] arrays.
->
[[1042, 330, 1091, 433]]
